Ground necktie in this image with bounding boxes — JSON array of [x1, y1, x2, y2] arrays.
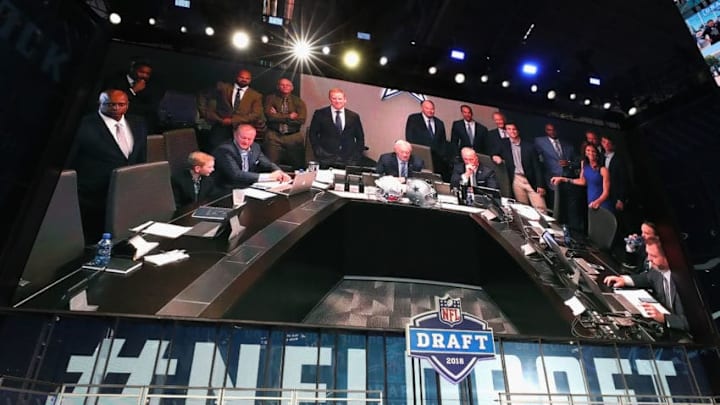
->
[[467, 122, 474, 144], [552, 139, 563, 158], [279, 97, 289, 134], [427, 119, 434, 139], [335, 110, 343, 134], [192, 177, 201, 202], [233, 87, 244, 109], [241, 150, 249, 171], [400, 161, 408, 177], [663, 276, 673, 309], [115, 123, 131, 158]]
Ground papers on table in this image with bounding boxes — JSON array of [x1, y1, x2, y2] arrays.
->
[[437, 194, 459, 204], [243, 187, 276, 200], [614, 288, 670, 316], [329, 190, 369, 199], [510, 203, 541, 221], [251, 181, 281, 190], [127, 235, 159, 260], [315, 169, 335, 184], [141, 222, 191, 239], [144, 250, 190, 266], [312, 181, 331, 190]]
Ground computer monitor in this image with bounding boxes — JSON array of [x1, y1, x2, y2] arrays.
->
[[410, 171, 442, 182], [345, 165, 376, 175]]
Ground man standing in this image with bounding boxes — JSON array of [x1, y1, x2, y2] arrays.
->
[[405, 100, 449, 180], [214, 124, 290, 192], [206, 69, 265, 152], [103, 59, 162, 133], [376, 140, 424, 181], [485, 111, 509, 157], [264, 78, 307, 169], [534, 123, 577, 207], [450, 147, 498, 189], [495, 122, 546, 212], [68, 89, 148, 239], [450, 104, 488, 158], [308, 88, 366, 167]]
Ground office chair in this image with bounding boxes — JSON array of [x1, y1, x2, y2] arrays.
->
[[587, 206, 617, 251], [163, 128, 199, 173], [21, 170, 85, 297], [477, 153, 511, 198], [106, 161, 176, 241], [409, 143, 434, 174], [146, 134, 166, 162]]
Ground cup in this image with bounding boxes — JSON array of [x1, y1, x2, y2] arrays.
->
[[307, 161, 319, 172]]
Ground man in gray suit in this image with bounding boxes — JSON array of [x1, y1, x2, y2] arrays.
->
[[214, 124, 290, 191]]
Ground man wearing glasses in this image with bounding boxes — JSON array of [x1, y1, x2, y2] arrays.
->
[[68, 89, 148, 240]]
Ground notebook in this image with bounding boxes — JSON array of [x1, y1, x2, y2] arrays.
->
[[268, 171, 317, 196]]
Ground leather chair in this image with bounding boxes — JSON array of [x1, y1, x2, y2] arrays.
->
[[587, 206, 617, 251], [409, 143, 434, 173], [477, 153, 511, 198], [163, 128, 199, 173], [146, 134, 166, 162], [106, 161, 176, 241], [21, 170, 85, 296]]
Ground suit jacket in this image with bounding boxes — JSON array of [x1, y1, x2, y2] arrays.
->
[[170, 168, 220, 209], [308, 106, 365, 164], [497, 138, 545, 190], [405, 113, 447, 157], [103, 73, 162, 132], [450, 161, 498, 189], [534, 136, 577, 190], [376, 153, 424, 177], [206, 82, 265, 130], [264, 93, 306, 134], [450, 119, 489, 157], [485, 128, 507, 157], [213, 141, 280, 190], [605, 152, 627, 205], [630, 270, 688, 331], [68, 112, 148, 200]]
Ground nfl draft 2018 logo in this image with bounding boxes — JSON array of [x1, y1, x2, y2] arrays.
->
[[406, 296, 495, 384]]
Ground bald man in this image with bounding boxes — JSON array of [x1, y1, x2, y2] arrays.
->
[[376, 140, 425, 182]]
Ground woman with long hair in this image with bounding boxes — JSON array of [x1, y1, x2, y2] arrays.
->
[[551, 142, 612, 211]]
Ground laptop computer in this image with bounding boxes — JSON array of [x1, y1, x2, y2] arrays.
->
[[268, 171, 317, 196]]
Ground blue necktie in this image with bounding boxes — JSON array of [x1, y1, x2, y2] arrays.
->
[[241, 150, 249, 171], [335, 110, 343, 134], [400, 161, 408, 177]]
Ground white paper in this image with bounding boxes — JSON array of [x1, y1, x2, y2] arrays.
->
[[141, 222, 192, 239], [128, 235, 159, 260], [564, 295, 587, 316], [329, 190, 369, 199], [315, 169, 335, 184], [144, 249, 189, 266], [232, 189, 245, 207], [130, 220, 154, 233], [437, 194, 459, 204], [510, 203, 541, 221], [69, 290, 98, 312], [251, 181, 281, 190], [613, 289, 670, 316], [243, 187, 277, 200], [312, 181, 331, 190]]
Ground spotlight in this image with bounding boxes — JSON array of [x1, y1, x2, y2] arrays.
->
[[450, 49, 465, 61], [428, 66, 437, 75], [148, 17, 156, 26], [480, 74, 489, 83], [379, 56, 388, 66], [628, 106, 638, 116], [261, 35, 269, 43], [232, 31, 250, 49], [109, 13, 121, 24], [322, 46, 330, 55], [205, 26, 215, 36], [292, 40, 312, 60], [603, 102, 612, 110], [501, 80, 510, 88], [530, 84, 538, 93], [454, 73, 466, 84], [410, 40, 416, 46], [343, 50, 361, 68], [589, 77, 601, 86], [583, 98, 591, 105], [569, 93, 577, 100], [547, 90, 557, 99], [521, 63, 538, 75], [180, 25, 187, 33]]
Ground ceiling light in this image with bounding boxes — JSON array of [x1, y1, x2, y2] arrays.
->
[[410, 40, 416, 46], [501, 80, 510, 88], [480, 74, 489, 83], [261, 35, 269, 43], [379, 56, 388, 66], [109, 13, 121, 24], [530, 84, 538, 93], [292, 40, 312, 60], [628, 106, 638, 116], [322, 46, 330, 55], [148, 17, 156, 26], [205, 26, 215, 36], [603, 102, 612, 110], [428, 66, 437, 75], [589, 77, 601, 86], [343, 50, 361, 68], [547, 90, 557, 99], [232, 31, 250, 49], [450, 49, 465, 61], [180, 25, 187, 33], [521, 63, 538, 75], [583, 98, 592, 105], [569, 93, 577, 100], [454, 73, 466, 84]]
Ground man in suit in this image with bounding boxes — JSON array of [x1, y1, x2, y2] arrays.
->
[[214, 124, 290, 192], [405, 100, 449, 180], [600, 134, 627, 212], [68, 89, 148, 240], [103, 59, 162, 133], [264, 77, 307, 169], [495, 122, 547, 212], [450, 104, 488, 158], [376, 140, 424, 181], [534, 123, 577, 207], [486, 111, 509, 158], [171, 151, 219, 210], [206, 69, 266, 152], [308, 87, 366, 167], [604, 237, 690, 337], [450, 147, 498, 189]]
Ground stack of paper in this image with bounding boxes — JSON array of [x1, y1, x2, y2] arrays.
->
[[144, 250, 189, 266]]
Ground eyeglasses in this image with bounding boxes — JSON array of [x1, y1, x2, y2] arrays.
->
[[102, 102, 128, 107]]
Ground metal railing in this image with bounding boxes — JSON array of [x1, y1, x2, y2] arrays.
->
[[497, 392, 720, 405]]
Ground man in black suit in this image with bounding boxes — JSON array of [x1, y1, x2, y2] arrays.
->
[[308, 87, 366, 167], [214, 124, 291, 192], [604, 237, 690, 338], [450, 147, 498, 189], [376, 140, 424, 181], [68, 89, 148, 240], [103, 59, 162, 133], [449, 104, 488, 158], [405, 100, 449, 180], [171, 151, 220, 210], [485, 111, 509, 158], [495, 122, 547, 213]]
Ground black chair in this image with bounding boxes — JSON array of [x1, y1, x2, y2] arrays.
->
[[587, 206, 617, 251], [106, 161, 176, 241], [163, 128, 199, 173], [477, 153, 511, 198], [146, 134, 166, 162]]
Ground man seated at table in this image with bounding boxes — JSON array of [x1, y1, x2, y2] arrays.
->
[[376, 140, 424, 183], [603, 237, 689, 337], [450, 147, 498, 189], [214, 124, 291, 191], [171, 151, 220, 209]]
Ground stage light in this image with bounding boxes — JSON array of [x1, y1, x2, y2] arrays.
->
[[232, 31, 250, 49], [292, 39, 312, 60], [589, 77, 601, 86], [261, 35, 269, 43], [628, 106, 638, 116], [180, 25, 187, 33], [357, 32, 371, 40], [603, 101, 612, 110], [569, 93, 577, 100], [547, 90, 557, 99], [428, 66, 437, 75], [379, 56, 388, 66], [205, 26, 215, 36], [450, 49, 465, 61], [480, 74, 489, 83], [454, 73, 466, 84], [148, 17, 156, 26], [109, 13, 121, 24], [343, 50, 361, 68], [410, 40, 416, 46], [530, 84, 538, 93], [501, 80, 510, 88], [583, 98, 592, 105], [521, 63, 538, 75], [322, 46, 330, 55]]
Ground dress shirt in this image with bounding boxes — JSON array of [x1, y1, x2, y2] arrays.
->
[[604, 151, 615, 168], [551, 138, 563, 158], [99, 112, 134, 156], [424, 114, 435, 136], [466, 121, 475, 144], [398, 159, 408, 177], [233, 141, 274, 182], [510, 141, 524, 175], [499, 128, 508, 138], [233, 85, 247, 108]]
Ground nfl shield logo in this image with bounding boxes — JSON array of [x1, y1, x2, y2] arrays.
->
[[437, 296, 463, 327]]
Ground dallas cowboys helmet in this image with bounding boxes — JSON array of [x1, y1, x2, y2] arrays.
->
[[405, 178, 438, 208]]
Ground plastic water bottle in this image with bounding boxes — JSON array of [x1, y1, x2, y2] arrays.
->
[[93, 233, 113, 266], [562, 225, 572, 247]]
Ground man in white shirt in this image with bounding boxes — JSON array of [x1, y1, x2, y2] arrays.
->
[[376, 140, 424, 182]]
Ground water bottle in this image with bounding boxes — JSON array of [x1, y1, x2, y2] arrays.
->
[[93, 233, 113, 266], [562, 225, 572, 247], [466, 185, 475, 205]]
